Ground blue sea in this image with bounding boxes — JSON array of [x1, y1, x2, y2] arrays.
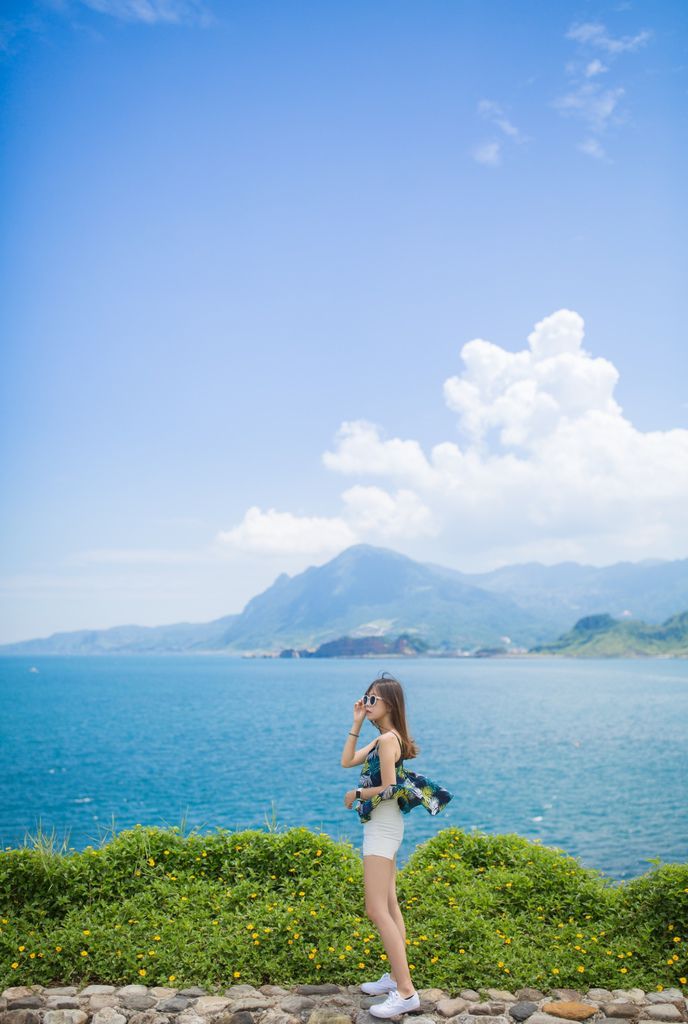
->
[[0, 655, 686, 881]]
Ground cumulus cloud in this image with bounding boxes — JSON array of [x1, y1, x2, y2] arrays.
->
[[220, 309, 688, 568]]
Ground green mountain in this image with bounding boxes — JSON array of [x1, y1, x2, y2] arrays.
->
[[531, 611, 688, 657], [217, 544, 543, 652], [2, 544, 687, 656]]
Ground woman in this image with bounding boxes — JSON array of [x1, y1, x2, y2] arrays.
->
[[342, 672, 452, 1019]]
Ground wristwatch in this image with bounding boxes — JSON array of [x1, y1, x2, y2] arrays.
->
[[355, 788, 362, 800]]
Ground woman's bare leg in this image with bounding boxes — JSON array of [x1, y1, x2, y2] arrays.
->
[[364, 854, 414, 998], [387, 852, 406, 982]]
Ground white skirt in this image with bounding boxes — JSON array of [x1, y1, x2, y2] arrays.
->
[[362, 798, 404, 860]]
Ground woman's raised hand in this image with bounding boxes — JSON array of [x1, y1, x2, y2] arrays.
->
[[352, 697, 366, 725]]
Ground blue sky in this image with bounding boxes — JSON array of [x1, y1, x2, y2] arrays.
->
[[1, 0, 687, 643]]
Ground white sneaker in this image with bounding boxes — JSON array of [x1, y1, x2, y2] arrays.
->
[[369, 989, 420, 1018], [360, 971, 397, 995]]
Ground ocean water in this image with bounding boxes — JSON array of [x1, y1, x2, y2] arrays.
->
[[0, 655, 686, 881]]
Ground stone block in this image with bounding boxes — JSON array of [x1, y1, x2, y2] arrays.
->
[[194, 999, 231, 1016], [541, 1002, 597, 1021], [642, 1007, 682, 1022], [157, 1000, 190, 1015], [90, 996, 121, 1011], [82, 988, 117, 997], [509, 1004, 538, 1022], [280, 998, 316, 1015], [602, 1004, 639, 1019], [43, 1012, 88, 1024], [438, 1000, 469, 1018], [92, 1010, 127, 1024]]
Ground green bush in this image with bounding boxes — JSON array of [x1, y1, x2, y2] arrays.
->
[[1, 824, 686, 994]]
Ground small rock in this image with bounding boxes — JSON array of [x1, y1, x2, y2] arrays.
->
[[82, 988, 117, 998], [438, 999, 468, 1018], [488, 994, 517, 1005], [128, 1013, 171, 1024], [177, 992, 207, 1000], [488, 1005, 507, 1016], [116, 989, 149, 1000], [541, 1003, 596, 1021], [612, 995, 646, 1008], [176, 1015, 206, 1024], [90, 997, 121, 1012], [7, 1001, 43, 1012], [462, 994, 482, 1003], [224, 1000, 270, 1013], [45, 999, 80, 1011], [45, 992, 79, 999], [602, 1005, 640, 1019], [44, 1013, 88, 1024], [216, 1012, 255, 1024], [306, 1010, 352, 1024], [527, 1015, 582, 1024], [123, 997, 158, 1012], [151, 991, 178, 1001], [157, 1000, 190, 1015], [259, 989, 289, 998], [255, 1012, 292, 1024], [0, 1012, 41, 1024], [650, 995, 683, 1006], [470, 1007, 498, 1017], [194, 999, 231, 1016], [510, 1003, 539, 1022], [418, 990, 447, 1005], [225, 990, 260, 1000], [463, 1017, 508, 1024], [516, 994, 546, 1005], [641, 1007, 682, 1022], [280, 998, 315, 1015], [1, 994, 34, 1004], [588, 994, 614, 1004], [298, 988, 341, 997], [92, 1010, 127, 1024], [549, 995, 582, 1005]]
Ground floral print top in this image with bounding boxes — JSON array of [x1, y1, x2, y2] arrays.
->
[[356, 736, 453, 824]]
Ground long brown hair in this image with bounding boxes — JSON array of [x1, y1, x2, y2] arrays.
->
[[365, 671, 419, 761]]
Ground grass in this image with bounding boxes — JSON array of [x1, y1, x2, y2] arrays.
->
[[1, 822, 687, 994]]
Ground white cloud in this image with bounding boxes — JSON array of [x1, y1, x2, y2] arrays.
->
[[217, 506, 356, 555], [578, 137, 608, 160], [78, 0, 211, 24], [553, 82, 625, 133], [208, 309, 687, 570], [557, 19, 651, 157], [307, 309, 688, 567], [566, 21, 651, 55], [471, 140, 501, 166], [477, 99, 526, 142], [584, 59, 608, 77]]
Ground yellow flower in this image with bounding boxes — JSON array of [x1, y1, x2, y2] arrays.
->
[[679, 977, 686, 985], [168, 975, 176, 982], [55, 946, 62, 952], [139, 969, 146, 977], [620, 968, 628, 974], [551, 968, 560, 975], [577, 966, 585, 973], [358, 962, 365, 968], [82, 929, 91, 936], [154, 935, 161, 941], [80, 951, 89, 957], [29, 953, 36, 959], [233, 971, 241, 978], [11, 962, 19, 969]]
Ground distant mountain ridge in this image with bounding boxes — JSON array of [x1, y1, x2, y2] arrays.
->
[[1, 544, 687, 656], [531, 611, 688, 657]]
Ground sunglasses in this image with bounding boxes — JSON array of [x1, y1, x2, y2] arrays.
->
[[362, 693, 386, 706]]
